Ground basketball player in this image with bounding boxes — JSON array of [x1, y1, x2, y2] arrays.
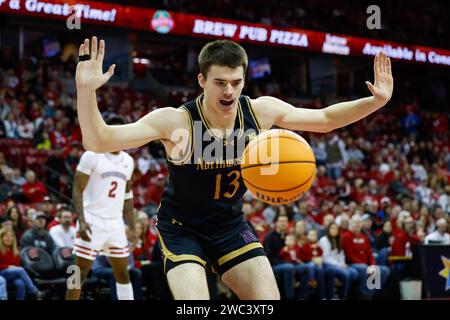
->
[[75, 36, 393, 299], [65, 116, 137, 300]]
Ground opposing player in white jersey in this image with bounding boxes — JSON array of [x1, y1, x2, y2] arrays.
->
[[66, 116, 137, 300]]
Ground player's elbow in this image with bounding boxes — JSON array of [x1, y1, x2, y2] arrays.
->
[[82, 139, 100, 153], [316, 117, 334, 133], [82, 128, 112, 153], [82, 138, 107, 153], [308, 109, 335, 133]]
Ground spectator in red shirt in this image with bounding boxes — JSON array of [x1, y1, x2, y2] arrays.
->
[[243, 202, 268, 240], [391, 217, 422, 257], [315, 165, 335, 200], [293, 220, 307, 246], [144, 173, 166, 205], [342, 215, 390, 297], [0, 228, 42, 300], [50, 121, 68, 148], [390, 216, 422, 276], [137, 211, 158, 249], [280, 234, 301, 264], [299, 229, 334, 300], [21, 170, 48, 204], [131, 221, 153, 268], [128, 221, 166, 299]]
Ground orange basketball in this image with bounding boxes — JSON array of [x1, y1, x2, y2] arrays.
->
[[241, 129, 316, 205]]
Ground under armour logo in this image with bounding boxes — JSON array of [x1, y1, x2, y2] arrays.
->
[[241, 230, 257, 244]]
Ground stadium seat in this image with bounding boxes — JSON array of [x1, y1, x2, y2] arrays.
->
[[52, 247, 75, 277], [20, 246, 67, 298]]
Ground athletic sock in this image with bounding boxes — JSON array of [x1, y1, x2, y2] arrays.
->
[[116, 282, 134, 300]]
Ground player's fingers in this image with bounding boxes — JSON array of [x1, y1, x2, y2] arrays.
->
[[97, 39, 105, 62], [83, 38, 90, 56], [366, 81, 376, 95], [78, 43, 84, 57], [373, 53, 379, 84], [102, 64, 116, 82], [380, 51, 386, 73], [386, 57, 392, 76], [91, 36, 98, 60]]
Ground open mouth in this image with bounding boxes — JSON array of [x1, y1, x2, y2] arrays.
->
[[219, 99, 234, 107]]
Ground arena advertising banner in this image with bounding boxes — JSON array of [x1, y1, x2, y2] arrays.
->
[[1, 0, 449, 66]]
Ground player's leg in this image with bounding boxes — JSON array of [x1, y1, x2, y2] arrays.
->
[[108, 256, 134, 300], [104, 218, 134, 300], [156, 216, 210, 299], [65, 255, 95, 300], [167, 263, 210, 299], [67, 215, 100, 300], [221, 255, 280, 300], [208, 221, 279, 300]]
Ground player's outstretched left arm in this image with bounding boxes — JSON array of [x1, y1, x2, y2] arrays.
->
[[251, 51, 393, 132]]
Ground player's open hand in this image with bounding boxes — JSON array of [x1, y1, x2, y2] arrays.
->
[[76, 36, 116, 91], [365, 51, 393, 106]]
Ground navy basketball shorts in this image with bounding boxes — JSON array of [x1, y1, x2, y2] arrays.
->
[[155, 216, 266, 276]]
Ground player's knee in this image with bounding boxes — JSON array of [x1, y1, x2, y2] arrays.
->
[[115, 270, 130, 284]]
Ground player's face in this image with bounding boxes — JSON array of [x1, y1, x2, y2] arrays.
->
[[198, 65, 245, 114]]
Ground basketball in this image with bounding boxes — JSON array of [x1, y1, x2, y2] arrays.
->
[[241, 129, 316, 205]]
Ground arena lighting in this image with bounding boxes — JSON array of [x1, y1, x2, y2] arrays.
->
[[133, 58, 150, 65], [1, 0, 449, 67]]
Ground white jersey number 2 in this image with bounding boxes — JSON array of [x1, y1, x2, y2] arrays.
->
[[108, 181, 118, 198]]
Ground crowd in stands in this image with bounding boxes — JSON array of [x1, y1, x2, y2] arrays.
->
[[109, 0, 450, 49], [0, 34, 449, 300]]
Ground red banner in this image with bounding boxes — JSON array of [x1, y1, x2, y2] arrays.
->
[[1, 0, 449, 66]]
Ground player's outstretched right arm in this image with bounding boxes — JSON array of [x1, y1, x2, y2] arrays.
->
[[76, 37, 181, 153]]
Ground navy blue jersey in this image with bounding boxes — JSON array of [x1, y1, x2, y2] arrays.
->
[[158, 94, 261, 232]]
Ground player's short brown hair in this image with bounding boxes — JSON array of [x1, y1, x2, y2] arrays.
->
[[198, 40, 248, 79]]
